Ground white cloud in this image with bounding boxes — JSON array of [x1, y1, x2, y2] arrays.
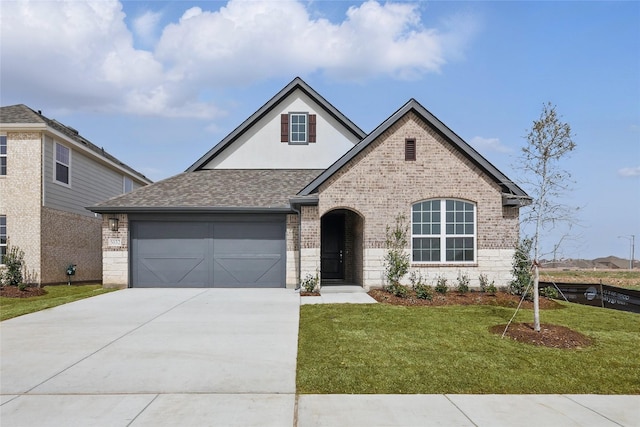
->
[[469, 136, 512, 153], [618, 166, 640, 177], [0, 0, 479, 118], [132, 10, 163, 47]]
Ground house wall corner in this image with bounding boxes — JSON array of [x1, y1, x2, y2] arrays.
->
[[102, 214, 129, 289]]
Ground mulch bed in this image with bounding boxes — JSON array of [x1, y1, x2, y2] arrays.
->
[[489, 323, 593, 349], [0, 286, 47, 298], [368, 288, 562, 309], [369, 288, 592, 349], [300, 291, 321, 296]]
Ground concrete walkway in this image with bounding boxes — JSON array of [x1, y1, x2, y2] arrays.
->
[[1, 289, 637, 426]]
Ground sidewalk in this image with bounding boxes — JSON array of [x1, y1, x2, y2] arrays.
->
[[297, 394, 639, 427]]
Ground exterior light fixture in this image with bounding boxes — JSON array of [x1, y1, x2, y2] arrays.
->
[[109, 217, 119, 232]]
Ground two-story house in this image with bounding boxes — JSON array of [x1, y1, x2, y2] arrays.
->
[[0, 105, 152, 285], [91, 78, 530, 290]]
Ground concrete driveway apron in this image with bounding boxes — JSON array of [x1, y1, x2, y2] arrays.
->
[[1, 288, 300, 426]]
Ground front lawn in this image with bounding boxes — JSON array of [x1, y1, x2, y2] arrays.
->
[[0, 285, 116, 321], [297, 302, 640, 394]]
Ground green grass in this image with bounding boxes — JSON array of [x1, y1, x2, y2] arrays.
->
[[0, 285, 116, 321], [297, 302, 640, 394]]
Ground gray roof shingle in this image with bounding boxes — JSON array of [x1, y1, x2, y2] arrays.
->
[[89, 169, 324, 213]]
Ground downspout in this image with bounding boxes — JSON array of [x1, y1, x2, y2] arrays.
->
[[291, 204, 302, 290]]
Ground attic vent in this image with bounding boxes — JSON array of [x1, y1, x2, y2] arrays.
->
[[405, 138, 416, 161]]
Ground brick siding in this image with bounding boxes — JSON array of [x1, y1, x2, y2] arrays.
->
[[0, 132, 42, 283], [313, 112, 520, 289], [41, 207, 102, 284]]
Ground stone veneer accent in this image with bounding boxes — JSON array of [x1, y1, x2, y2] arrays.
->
[[101, 214, 129, 288], [41, 207, 102, 284], [314, 112, 520, 290]]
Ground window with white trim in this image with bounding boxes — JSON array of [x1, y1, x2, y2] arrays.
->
[[0, 215, 6, 264], [412, 199, 476, 263], [0, 135, 6, 176], [54, 142, 70, 185], [290, 113, 308, 144], [123, 176, 133, 193]]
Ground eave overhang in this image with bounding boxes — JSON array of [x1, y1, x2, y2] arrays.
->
[[87, 206, 294, 215]]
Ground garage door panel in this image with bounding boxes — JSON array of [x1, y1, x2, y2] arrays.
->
[[214, 254, 282, 287], [139, 256, 207, 287], [131, 217, 284, 288], [134, 222, 208, 240], [212, 222, 284, 288]]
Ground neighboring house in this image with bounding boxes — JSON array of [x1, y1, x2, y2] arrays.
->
[[90, 78, 530, 290], [0, 105, 152, 285]]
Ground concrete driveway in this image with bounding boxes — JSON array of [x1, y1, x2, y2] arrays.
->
[[1, 288, 300, 426]]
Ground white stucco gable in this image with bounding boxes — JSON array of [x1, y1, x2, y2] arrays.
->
[[186, 78, 366, 172], [203, 91, 360, 169]]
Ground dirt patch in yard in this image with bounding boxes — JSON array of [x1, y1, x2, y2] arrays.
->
[[0, 286, 47, 298], [489, 323, 593, 349]]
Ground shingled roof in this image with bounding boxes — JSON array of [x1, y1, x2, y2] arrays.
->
[[89, 169, 323, 213], [0, 104, 151, 184]]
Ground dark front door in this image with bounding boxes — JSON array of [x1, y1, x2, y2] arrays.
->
[[321, 213, 345, 280]]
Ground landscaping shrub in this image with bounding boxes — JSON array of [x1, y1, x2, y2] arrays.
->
[[509, 238, 533, 299], [1, 244, 24, 287], [456, 272, 470, 294], [301, 273, 319, 293], [410, 271, 433, 300], [434, 276, 448, 294], [383, 214, 410, 297], [387, 283, 409, 298], [540, 285, 559, 299], [479, 274, 497, 295]]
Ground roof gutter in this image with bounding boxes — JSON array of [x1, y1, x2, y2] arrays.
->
[[87, 206, 295, 215], [502, 194, 533, 207]]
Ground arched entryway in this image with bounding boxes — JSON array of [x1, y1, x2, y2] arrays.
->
[[320, 209, 364, 286]]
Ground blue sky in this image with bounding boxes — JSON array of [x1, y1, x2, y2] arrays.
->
[[1, 0, 638, 260]]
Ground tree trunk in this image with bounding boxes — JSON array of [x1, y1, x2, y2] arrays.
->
[[533, 262, 540, 332]]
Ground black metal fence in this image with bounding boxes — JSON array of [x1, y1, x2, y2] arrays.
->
[[539, 282, 640, 314]]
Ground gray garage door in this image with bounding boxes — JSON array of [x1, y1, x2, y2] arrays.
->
[[130, 217, 285, 288]]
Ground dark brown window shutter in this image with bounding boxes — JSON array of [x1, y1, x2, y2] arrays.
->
[[281, 114, 289, 143], [308, 114, 316, 143], [405, 138, 416, 161]]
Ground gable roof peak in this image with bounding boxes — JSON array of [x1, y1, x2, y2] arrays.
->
[[299, 98, 530, 202], [186, 78, 366, 172], [0, 104, 46, 124]]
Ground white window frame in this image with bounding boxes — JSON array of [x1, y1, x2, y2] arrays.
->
[[54, 142, 71, 187], [0, 215, 6, 265], [123, 176, 133, 193], [411, 198, 477, 264], [0, 135, 6, 176], [289, 112, 308, 145]]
